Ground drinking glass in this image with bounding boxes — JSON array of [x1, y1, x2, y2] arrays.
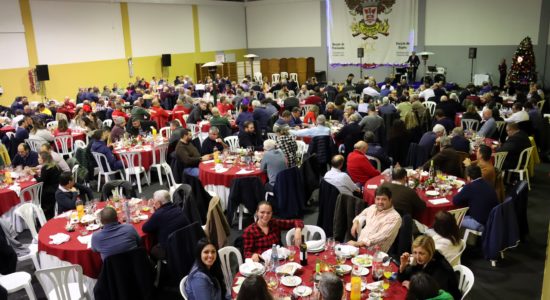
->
[[287, 247, 296, 261], [265, 272, 279, 291], [336, 254, 346, 265]]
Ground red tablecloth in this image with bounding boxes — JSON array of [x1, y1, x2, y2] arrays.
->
[[363, 175, 458, 226], [198, 162, 266, 188], [113, 144, 162, 172], [72, 132, 86, 142], [0, 181, 38, 215], [232, 247, 407, 299], [37, 202, 152, 278], [0, 126, 15, 133]]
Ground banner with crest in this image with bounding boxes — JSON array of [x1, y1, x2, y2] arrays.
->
[[328, 0, 417, 68]]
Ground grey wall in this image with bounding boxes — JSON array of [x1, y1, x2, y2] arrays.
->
[[248, 0, 550, 88]]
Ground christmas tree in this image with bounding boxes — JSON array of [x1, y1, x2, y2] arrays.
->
[[507, 36, 536, 85]]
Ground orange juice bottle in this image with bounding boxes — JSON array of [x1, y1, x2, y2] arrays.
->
[[76, 199, 84, 219], [350, 276, 361, 300]]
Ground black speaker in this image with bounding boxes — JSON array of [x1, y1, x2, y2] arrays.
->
[[357, 48, 364, 58], [36, 65, 49, 81], [468, 48, 477, 59], [161, 54, 171, 67]]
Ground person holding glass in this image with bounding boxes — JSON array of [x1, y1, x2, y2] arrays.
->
[[242, 201, 303, 262], [398, 235, 461, 300], [185, 238, 230, 300]]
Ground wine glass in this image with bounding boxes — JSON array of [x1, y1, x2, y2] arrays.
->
[[264, 271, 279, 291], [336, 254, 346, 266]]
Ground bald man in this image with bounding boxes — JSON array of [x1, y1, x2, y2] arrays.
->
[[346, 141, 381, 184]]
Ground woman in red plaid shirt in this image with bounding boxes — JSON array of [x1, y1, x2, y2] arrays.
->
[[243, 201, 304, 262]]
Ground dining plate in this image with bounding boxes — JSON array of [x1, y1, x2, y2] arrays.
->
[[239, 262, 265, 277], [351, 254, 373, 268], [293, 286, 312, 297], [425, 190, 440, 196], [86, 224, 100, 231], [334, 245, 359, 258], [280, 276, 302, 287], [366, 281, 383, 291], [276, 262, 302, 276], [345, 282, 367, 292], [352, 266, 370, 276], [334, 264, 352, 276], [261, 247, 289, 262]]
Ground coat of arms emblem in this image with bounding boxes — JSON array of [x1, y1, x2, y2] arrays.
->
[[346, 0, 394, 39]]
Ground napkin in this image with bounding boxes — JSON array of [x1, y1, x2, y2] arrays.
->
[[49, 233, 70, 245], [202, 160, 215, 164], [129, 198, 142, 206], [214, 167, 229, 173], [305, 240, 325, 250], [77, 234, 92, 248], [236, 169, 254, 175], [8, 184, 21, 197], [55, 210, 73, 219], [428, 198, 450, 205], [366, 185, 378, 189]]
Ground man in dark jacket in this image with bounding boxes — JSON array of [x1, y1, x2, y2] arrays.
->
[[383, 167, 426, 216], [238, 121, 263, 150], [186, 101, 210, 124], [423, 136, 463, 178], [175, 128, 212, 177], [12, 143, 38, 168], [496, 122, 532, 170], [283, 91, 300, 112], [142, 190, 190, 259], [55, 172, 95, 214]]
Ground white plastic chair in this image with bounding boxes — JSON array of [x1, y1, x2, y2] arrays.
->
[[118, 151, 150, 194], [179, 275, 189, 300], [149, 142, 169, 185], [453, 265, 474, 300], [46, 121, 58, 131], [366, 155, 382, 171], [267, 133, 278, 141], [254, 72, 263, 84], [187, 124, 200, 139], [296, 140, 308, 164], [448, 240, 466, 267], [461, 119, 479, 131], [537, 100, 545, 111], [285, 225, 326, 246], [102, 119, 113, 128], [289, 73, 299, 86], [91, 152, 123, 192], [280, 72, 289, 80], [14, 202, 46, 241], [272, 73, 280, 84], [224, 136, 240, 152], [182, 114, 189, 123], [164, 165, 182, 199], [35, 265, 90, 300], [25, 138, 43, 152], [54, 135, 74, 158], [506, 146, 534, 190], [423, 101, 436, 117], [543, 113, 550, 123], [495, 121, 506, 138], [19, 182, 43, 207], [159, 126, 172, 139], [301, 104, 317, 117], [492, 151, 507, 172], [447, 207, 469, 227], [0, 272, 37, 300], [6, 131, 15, 140], [218, 246, 243, 291]]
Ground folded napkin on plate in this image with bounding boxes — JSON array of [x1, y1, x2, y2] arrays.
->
[[236, 169, 254, 175], [306, 240, 325, 250], [8, 184, 21, 196], [366, 185, 378, 190], [428, 198, 450, 205], [77, 234, 92, 248], [202, 160, 215, 164], [49, 233, 70, 245], [129, 198, 142, 206], [214, 167, 229, 173]]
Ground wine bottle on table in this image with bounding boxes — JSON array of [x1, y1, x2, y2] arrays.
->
[[300, 235, 307, 266]]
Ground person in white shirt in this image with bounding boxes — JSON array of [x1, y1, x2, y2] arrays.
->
[[289, 115, 330, 137], [348, 186, 402, 252], [40, 143, 70, 172], [323, 155, 360, 196], [504, 102, 529, 123], [29, 120, 54, 142], [425, 211, 464, 266], [418, 84, 435, 100], [362, 82, 380, 98]]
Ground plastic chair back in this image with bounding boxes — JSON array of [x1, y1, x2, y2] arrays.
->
[[218, 246, 243, 291], [179, 276, 188, 300], [35, 265, 87, 300], [448, 207, 469, 227], [492, 151, 507, 171], [20, 182, 44, 206], [102, 119, 113, 128], [159, 127, 172, 139], [461, 119, 479, 131], [272, 73, 280, 83], [25, 139, 43, 152], [453, 265, 474, 300], [366, 155, 382, 171], [423, 101, 436, 116], [285, 225, 326, 246], [223, 136, 240, 152], [92, 152, 116, 174], [448, 240, 466, 266], [152, 142, 169, 165], [14, 202, 46, 240], [54, 135, 74, 157]]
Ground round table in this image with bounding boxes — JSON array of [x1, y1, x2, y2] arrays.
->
[[363, 175, 461, 226], [0, 180, 38, 216], [113, 141, 166, 171], [231, 247, 407, 299], [198, 161, 266, 210]]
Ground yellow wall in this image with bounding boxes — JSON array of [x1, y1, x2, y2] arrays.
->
[[0, 1, 247, 106]]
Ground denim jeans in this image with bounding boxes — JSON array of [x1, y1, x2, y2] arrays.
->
[[183, 167, 199, 177], [461, 215, 485, 232]]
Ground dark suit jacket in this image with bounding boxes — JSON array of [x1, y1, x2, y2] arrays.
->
[[382, 183, 426, 216], [453, 178, 499, 225], [142, 203, 190, 248], [238, 131, 263, 151], [12, 151, 38, 168], [451, 135, 470, 153], [497, 131, 532, 170], [55, 189, 78, 214], [423, 147, 463, 178], [335, 122, 363, 157], [284, 97, 300, 111]]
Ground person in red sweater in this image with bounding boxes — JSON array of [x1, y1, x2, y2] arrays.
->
[[112, 104, 128, 121], [304, 92, 323, 105], [216, 96, 234, 116], [150, 100, 170, 128], [346, 141, 381, 184]]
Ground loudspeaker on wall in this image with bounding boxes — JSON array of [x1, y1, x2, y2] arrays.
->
[[468, 48, 477, 59], [36, 65, 49, 81], [162, 54, 172, 67], [357, 48, 364, 58]]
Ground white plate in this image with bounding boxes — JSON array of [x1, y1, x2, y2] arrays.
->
[[352, 266, 370, 276], [276, 262, 302, 276], [366, 281, 383, 291], [80, 215, 96, 223], [335, 264, 352, 275], [261, 247, 289, 262], [281, 276, 302, 287], [334, 245, 359, 258], [293, 286, 312, 297], [307, 246, 325, 253], [239, 262, 265, 277], [351, 254, 373, 268], [345, 282, 367, 292], [453, 180, 465, 187], [86, 224, 100, 231], [425, 190, 440, 196]]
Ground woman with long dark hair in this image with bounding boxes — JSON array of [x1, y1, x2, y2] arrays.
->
[[36, 151, 61, 219], [185, 238, 230, 300], [235, 275, 273, 300], [426, 211, 463, 266]]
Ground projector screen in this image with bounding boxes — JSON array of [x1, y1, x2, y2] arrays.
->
[[31, 0, 125, 64], [246, 0, 321, 49], [425, 0, 541, 46]]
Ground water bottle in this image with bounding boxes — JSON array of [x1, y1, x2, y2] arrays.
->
[[123, 201, 131, 224], [270, 244, 279, 271]]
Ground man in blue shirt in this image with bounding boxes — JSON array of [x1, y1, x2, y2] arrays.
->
[[477, 107, 496, 138], [289, 107, 303, 127], [12, 143, 38, 168], [252, 100, 274, 133], [15, 116, 32, 141], [91, 207, 140, 260], [260, 139, 287, 192], [290, 115, 330, 137]]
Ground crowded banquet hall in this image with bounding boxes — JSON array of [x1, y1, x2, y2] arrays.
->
[[1, 0, 550, 299]]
